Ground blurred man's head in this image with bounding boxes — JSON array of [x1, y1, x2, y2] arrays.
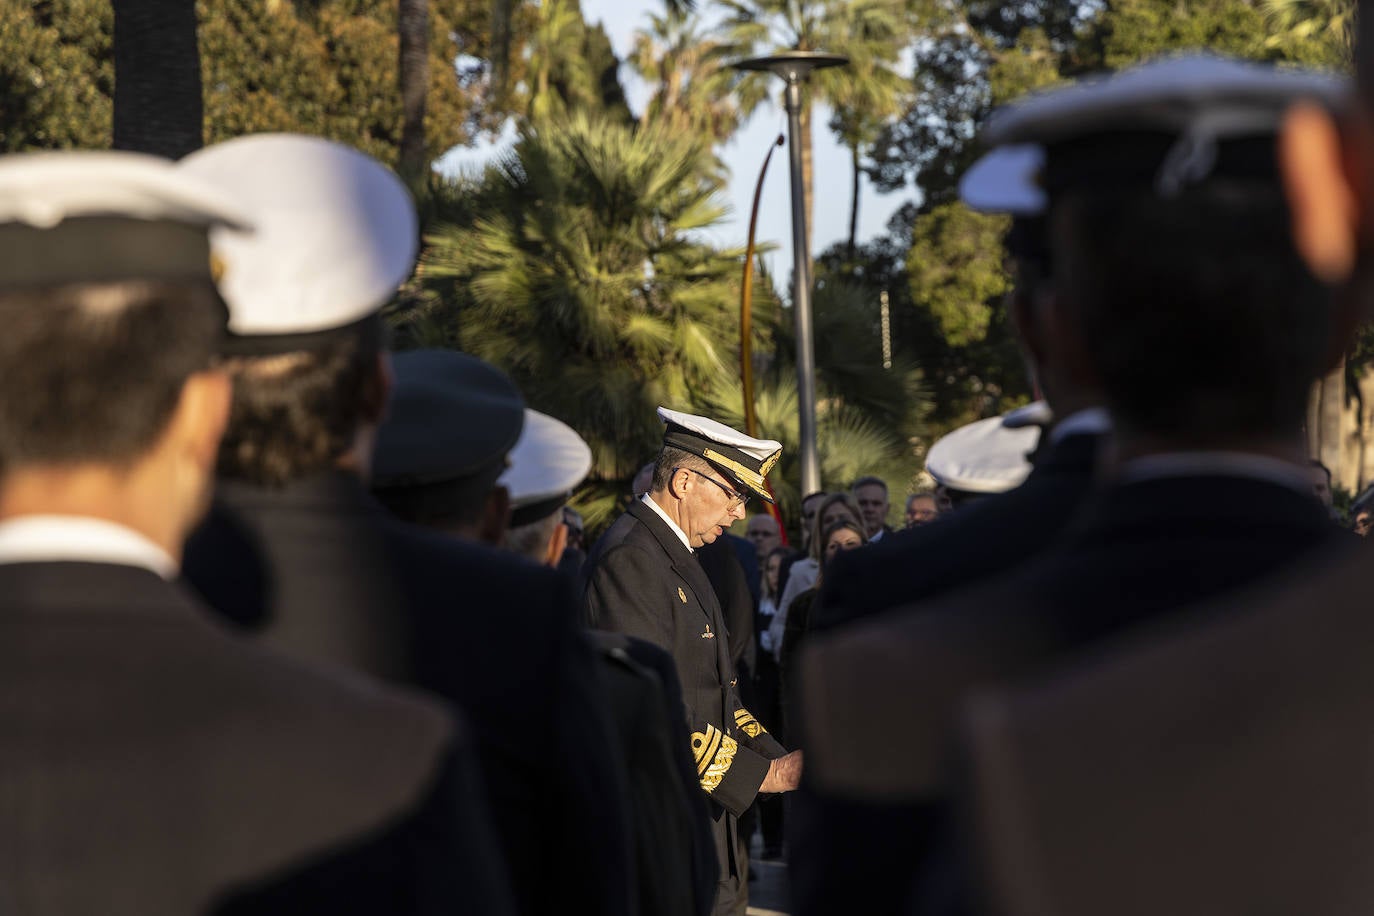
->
[[962, 146, 1102, 419], [500, 409, 593, 566], [984, 57, 1346, 452], [0, 151, 244, 558], [746, 513, 782, 559], [905, 492, 938, 527], [372, 350, 525, 544], [800, 491, 827, 548], [1310, 459, 1334, 507], [851, 476, 890, 538], [178, 134, 420, 488]]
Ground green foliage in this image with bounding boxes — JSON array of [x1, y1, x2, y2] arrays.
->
[[2, 0, 506, 166], [410, 112, 746, 488], [1260, 0, 1354, 69], [907, 203, 1011, 348], [629, 5, 762, 142], [522, 0, 633, 123], [1092, 0, 1279, 68], [0, 0, 113, 150]]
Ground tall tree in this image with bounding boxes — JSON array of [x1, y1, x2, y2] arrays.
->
[[398, 0, 430, 183], [716, 0, 911, 257], [416, 112, 746, 506], [111, 0, 202, 156], [629, 3, 763, 142]]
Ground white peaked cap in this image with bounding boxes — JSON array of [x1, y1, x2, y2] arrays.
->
[[926, 414, 1040, 495], [1001, 400, 1054, 430], [177, 133, 418, 337], [959, 145, 1047, 215], [657, 406, 783, 504], [499, 409, 593, 525], [0, 150, 251, 231], [0, 150, 251, 289], [985, 53, 1344, 148]]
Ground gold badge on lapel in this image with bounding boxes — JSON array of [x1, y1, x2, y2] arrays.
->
[[678, 587, 687, 604], [702, 624, 715, 639]]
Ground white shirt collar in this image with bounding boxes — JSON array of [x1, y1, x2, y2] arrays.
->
[[1049, 407, 1112, 445], [1117, 451, 1314, 497], [0, 515, 177, 579], [641, 494, 693, 553]]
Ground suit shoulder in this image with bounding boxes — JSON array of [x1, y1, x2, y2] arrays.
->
[[383, 517, 568, 602], [221, 633, 457, 787]]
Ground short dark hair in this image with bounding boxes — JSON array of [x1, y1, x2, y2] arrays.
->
[[906, 491, 935, 509], [217, 322, 385, 486], [652, 446, 710, 492], [851, 476, 888, 495], [0, 279, 225, 467], [1052, 185, 1329, 440]]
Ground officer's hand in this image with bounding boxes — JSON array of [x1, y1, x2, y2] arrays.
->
[[759, 750, 803, 793]]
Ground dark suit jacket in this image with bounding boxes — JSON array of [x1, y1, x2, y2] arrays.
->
[[584, 498, 786, 877], [697, 533, 756, 672], [965, 539, 1373, 916], [815, 432, 1103, 632], [184, 471, 632, 916], [590, 632, 720, 916], [790, 432, 1101, 913], [798, 472, 1346, 916], [0, 561, 511, 916]]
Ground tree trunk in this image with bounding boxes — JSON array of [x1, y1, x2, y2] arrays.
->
[[398, 0, 430, 184], [112, 0, 203, 158], [847, 140, 860, 261]]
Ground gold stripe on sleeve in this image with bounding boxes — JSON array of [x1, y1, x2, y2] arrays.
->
[[734, 708, 767, 739], [691, 725, 724, 777], [700, 734, 740, 793]]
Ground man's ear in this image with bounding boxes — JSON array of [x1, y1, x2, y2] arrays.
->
[[667, 466, 690, 500], [544, 521, 570, 568], [1281, 101, 1359, 284], [359, 352, 395, 425], [176, 369, 233, 470]]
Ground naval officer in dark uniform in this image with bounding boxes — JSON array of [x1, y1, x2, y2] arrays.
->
[[0, 150, 511, 914], [798, 54, 1353, 915], [178, 136, 632, 916], [585, 408, 800, 916]]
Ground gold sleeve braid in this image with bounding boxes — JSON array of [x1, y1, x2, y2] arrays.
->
[[734, 708, 767, 739], [692, 724, 740, 793]]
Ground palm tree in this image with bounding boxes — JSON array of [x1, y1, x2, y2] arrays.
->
[[398, 0, 429, 184], [716, 0, 910, 257], [629, 3, 764, 143], [1259, 0, 1354, 69], [418, 111, 753, 489], [111, 0, 202, 156]]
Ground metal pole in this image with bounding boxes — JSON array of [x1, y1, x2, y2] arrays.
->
[[783, 72, 821, 496]]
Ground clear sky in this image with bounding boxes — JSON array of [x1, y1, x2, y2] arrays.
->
[[440, 0, 911, 291]]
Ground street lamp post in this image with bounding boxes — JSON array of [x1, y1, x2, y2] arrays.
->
[[733, 51, 848, 497]]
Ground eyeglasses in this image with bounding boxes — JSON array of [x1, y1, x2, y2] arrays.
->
[[676, 466, 748, 509]]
